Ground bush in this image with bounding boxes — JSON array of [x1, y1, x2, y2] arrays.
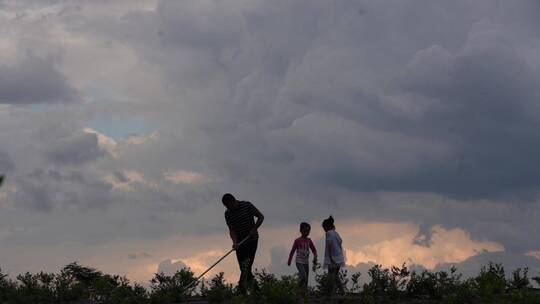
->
[[406, 266, 466, 301], [313, 261, 349, 297], [253, 269, 300, 304], [361, 263, 409, 301], [474, 262, 507, 301], [149, 268, 197, 304], [0, 268, 17, 303], [0, 263, 149, 304], [508, 268, 530, 290], [15, 272, 56, 303], [1, 261, 540, 303], [201, 272, 234, 304], [350, 271, 362, 293]]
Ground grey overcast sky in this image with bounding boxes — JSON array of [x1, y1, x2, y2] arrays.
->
[[1, 0, 540, 283]]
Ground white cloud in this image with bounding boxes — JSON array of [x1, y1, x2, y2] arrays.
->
[[344, 224, 504, 269], [104, 170, 155, 192], [526, 251, 540, 261], [156, 259, 188, 276], [164, 170, 208, 185], [125, 132, 159, 146], [84, 127, 118, 157]]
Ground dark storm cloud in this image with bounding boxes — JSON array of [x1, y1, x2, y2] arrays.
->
[[47, 1, 531, 253], [0, 55, 78, 105], [103, 0, 540, 201], [11, 168, 112, 212], [113, 171, 129, 183], [45, 131, 107, 166], [0, 150, 15, 172], [85, 0, 540, 255], [392, 29, 540, 199]]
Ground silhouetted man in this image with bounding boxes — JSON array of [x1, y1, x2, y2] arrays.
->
[[222, 193, 264, 294]]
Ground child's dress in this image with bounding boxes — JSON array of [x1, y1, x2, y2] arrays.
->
[[288, 237, 317, 288], [324, 230, 345, 268]]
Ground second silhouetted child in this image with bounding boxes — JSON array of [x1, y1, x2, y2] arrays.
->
[[288, 222, 317, 289], [322, 215, 345, 296]]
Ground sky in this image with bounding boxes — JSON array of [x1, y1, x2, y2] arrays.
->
[[1, 0, 540, 286]]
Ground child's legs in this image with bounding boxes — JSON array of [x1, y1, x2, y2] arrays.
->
[[296, 263, 309, 289], [329, 265, 345, 295]]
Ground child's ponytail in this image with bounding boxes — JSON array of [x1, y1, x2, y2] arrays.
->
[[322, 215, 335, 230]]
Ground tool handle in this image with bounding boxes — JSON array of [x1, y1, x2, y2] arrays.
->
[[185, 236, 251, 290]]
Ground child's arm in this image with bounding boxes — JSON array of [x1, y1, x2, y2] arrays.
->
[[309, 239, 318, 262], [287, 239, 298, 266]]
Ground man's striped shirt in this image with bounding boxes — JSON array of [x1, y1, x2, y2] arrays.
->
[[225, 201, 259, 241]]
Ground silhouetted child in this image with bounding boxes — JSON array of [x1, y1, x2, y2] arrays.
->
[[322, 215, 345, 296], [288, 222, 317, 289]]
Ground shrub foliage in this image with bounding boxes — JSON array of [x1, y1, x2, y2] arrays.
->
[[0, 261, 538, 303]]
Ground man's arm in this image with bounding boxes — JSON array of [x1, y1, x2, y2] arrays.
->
[[249, 206, 264, 236], [254, 208, 264, 229], [229, 227, 239, 249]]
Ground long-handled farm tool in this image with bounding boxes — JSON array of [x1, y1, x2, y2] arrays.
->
[[183, 236, 250, 292]]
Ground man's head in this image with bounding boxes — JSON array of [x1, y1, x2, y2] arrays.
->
[[222, 193, 239, 210]]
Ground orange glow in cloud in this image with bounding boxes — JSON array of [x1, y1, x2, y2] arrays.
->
[[526, 251, 540, 260], [338, 222, 504, 269], [178, 250, 226, 274]]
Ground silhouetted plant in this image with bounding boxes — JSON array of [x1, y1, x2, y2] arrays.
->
[[15, 271, 55, 303], [361, 263, 409, 301], [313, 261, 333, 297], [149, 268, 197, 304], [350, 271, 362, 293], [508, 268, 530, 290], [200, 272, 234, 304], [0, 261, 540, 303], [253, 269, 300, 304], [312, 260, 349, 297], [474, 262, 506, 301], [92, 274, 148, 304], [0, 268, 16, 303], [406, 266, 462, 299]]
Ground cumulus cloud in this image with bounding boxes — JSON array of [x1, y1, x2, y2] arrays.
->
[[344, 225, 504, 269], [83, 128, 118, 157], [11, 168, 113, 212], [96, 0, 540, 203], [45, 131, 108, 165], [156, 259, 188, 276], [0, 150, 15, 172], [164, 170, 208, 185], [0, 55, 78, 105], [104, 170, 153, 192]]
